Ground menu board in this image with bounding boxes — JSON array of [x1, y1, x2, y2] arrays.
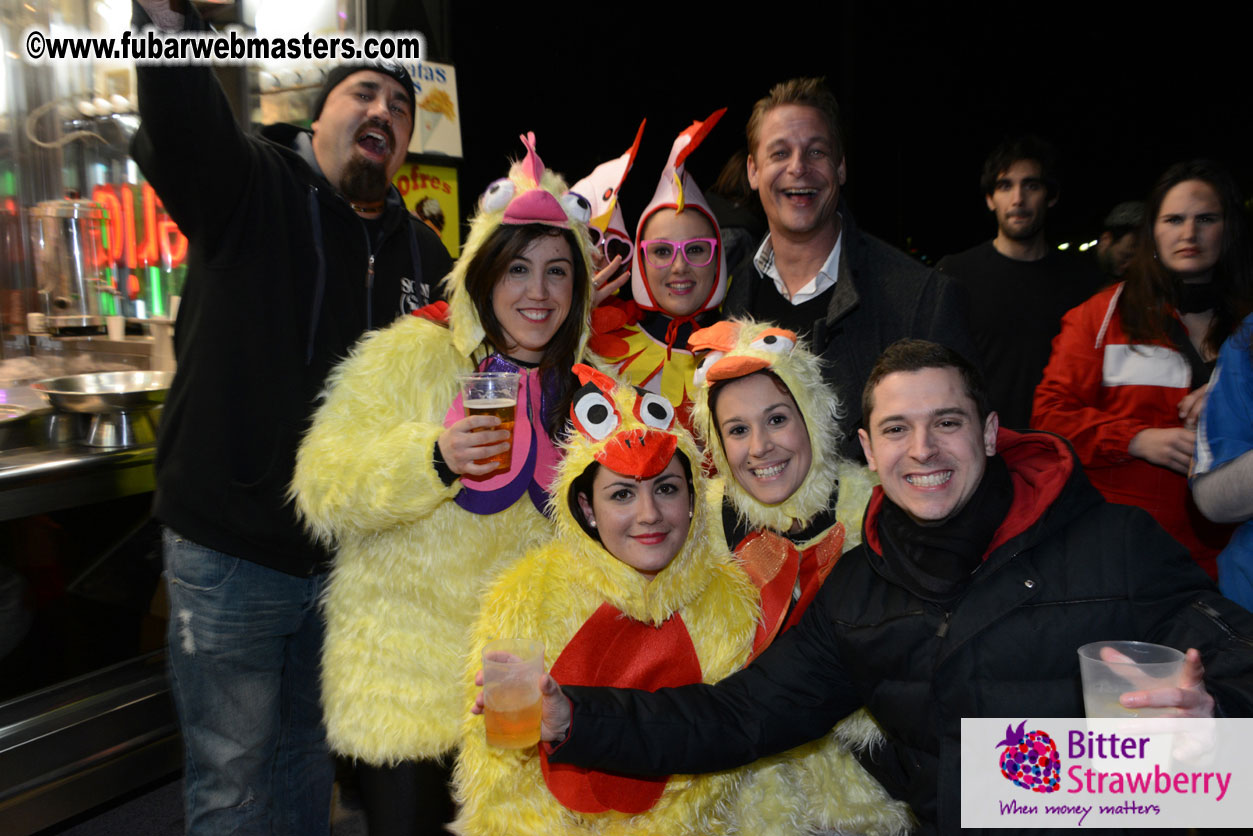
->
[[394, 161, 460, 257], [399, 61, 461, 158]]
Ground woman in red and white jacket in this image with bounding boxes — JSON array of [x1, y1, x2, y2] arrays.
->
[[1033, 160, 1253, 578]]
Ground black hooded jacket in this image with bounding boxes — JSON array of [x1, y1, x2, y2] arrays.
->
[[131, 5, 451, 575]]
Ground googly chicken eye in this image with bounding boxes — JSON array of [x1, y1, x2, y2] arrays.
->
[[571, 383, 620, 441], [481, 179, 515, 212], [560, 191, 592, 224], [692, 350, 725, 387], [749, 329, 797, 355], [633, 391, 675, 430]]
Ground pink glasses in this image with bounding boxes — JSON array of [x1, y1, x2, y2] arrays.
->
[[640, 237, 718, 269]]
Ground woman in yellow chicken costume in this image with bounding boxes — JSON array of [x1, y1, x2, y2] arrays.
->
[[454, 365, 910, 836], [453, 364, 756, 835], [691, 318, 875, 654], [293, 134, 596, 834], [689, 317, 912, 835]]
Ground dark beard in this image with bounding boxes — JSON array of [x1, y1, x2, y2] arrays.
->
[[1000, 211, 1045, 242], [339, 156, 389, 204]]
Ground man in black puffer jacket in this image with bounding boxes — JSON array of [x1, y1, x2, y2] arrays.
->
[[534, 339, 1253, 835]]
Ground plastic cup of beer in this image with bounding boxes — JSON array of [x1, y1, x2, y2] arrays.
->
[[458, 372, 520, 476], [482, 638, 545, 749], [1077, 641, 1185, 718]]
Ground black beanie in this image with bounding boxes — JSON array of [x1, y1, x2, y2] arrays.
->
[[312, 62, 417, 122]]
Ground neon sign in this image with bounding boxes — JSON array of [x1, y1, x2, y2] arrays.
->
[[91, 182, 188, 280]]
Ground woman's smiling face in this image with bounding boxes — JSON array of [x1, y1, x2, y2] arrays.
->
[[490, 234, 574, 362], [715, 373, 812, 507], [577, 455, 691, 579], [639, 209, 719, 317]]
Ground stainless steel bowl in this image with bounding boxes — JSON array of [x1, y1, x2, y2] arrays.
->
[[31, 371, 172, 448], [32, 371, 173, 414], [0, 387, 57, 450]]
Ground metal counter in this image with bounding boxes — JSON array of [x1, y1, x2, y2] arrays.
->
[[0, 443, 156, 521], [0, 652, 178, 835], [0, 384, 156, 520], [0, 386, 174, 835]]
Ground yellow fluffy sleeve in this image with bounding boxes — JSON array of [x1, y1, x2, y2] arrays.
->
[[292, 315, 467, 543]]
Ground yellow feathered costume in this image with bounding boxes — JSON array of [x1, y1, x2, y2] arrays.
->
[[689, 318, 913, 835], [292, 133, 594, 764], [453, 367, 759, 835]]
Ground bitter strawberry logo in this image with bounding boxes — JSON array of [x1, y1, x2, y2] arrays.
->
[[996, 720, 1061, 793]]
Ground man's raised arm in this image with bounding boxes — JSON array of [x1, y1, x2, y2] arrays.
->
[[504, 582, 866, 775], [130, 0, 251, 242]]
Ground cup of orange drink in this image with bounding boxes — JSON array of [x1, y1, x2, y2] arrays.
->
[[482, 638, 545, 748]]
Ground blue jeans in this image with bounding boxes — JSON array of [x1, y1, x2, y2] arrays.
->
[[163, 528, 332, 836]]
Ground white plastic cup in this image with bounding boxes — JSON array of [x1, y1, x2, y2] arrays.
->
[[106, 315, 125, 340], [1077, 641, 1185, 718], [481, 638, 544, 749], [457, 372, 520, 476]]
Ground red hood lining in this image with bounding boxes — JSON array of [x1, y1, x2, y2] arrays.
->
[[864, 428, 1074, 559], [633, 204, 725, 316]]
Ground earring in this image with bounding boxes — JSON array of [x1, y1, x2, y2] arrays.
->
[[688, 509, 693, 519], [589, 519, 597, 528]]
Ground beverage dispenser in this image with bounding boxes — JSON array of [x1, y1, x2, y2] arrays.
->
[[30, 194, 108, 334]]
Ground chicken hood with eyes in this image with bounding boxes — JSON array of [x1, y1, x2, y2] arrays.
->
[[630, 109, 729, 316], [551, 363, 720, 624], [690, 318, 848, 532], [569, 120, 645, 267], [442, 132, 596, 357]]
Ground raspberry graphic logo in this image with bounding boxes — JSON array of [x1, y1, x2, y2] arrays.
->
[[995, 720, 1061, 793]]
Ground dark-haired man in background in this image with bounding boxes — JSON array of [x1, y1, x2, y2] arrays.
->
[[1095, 200, 1145, 279], [938, 136, 1102, 428]]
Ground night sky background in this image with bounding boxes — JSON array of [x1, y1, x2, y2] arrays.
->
[[398, 2, 1251, 263]]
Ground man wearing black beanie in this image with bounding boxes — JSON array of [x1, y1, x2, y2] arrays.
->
[[309, 61, 418, 212], [129, 2, 451, 834]]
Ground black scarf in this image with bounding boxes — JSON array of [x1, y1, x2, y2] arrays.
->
[[720, 486, 839, 547], [876, 455, 1013, 604], [1177, 282, 1218, 314]]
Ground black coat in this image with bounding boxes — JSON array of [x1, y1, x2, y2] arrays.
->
[[722, 206, 979, 459], [131, 6, 451, 575], [554, 431, 1253, 834]]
